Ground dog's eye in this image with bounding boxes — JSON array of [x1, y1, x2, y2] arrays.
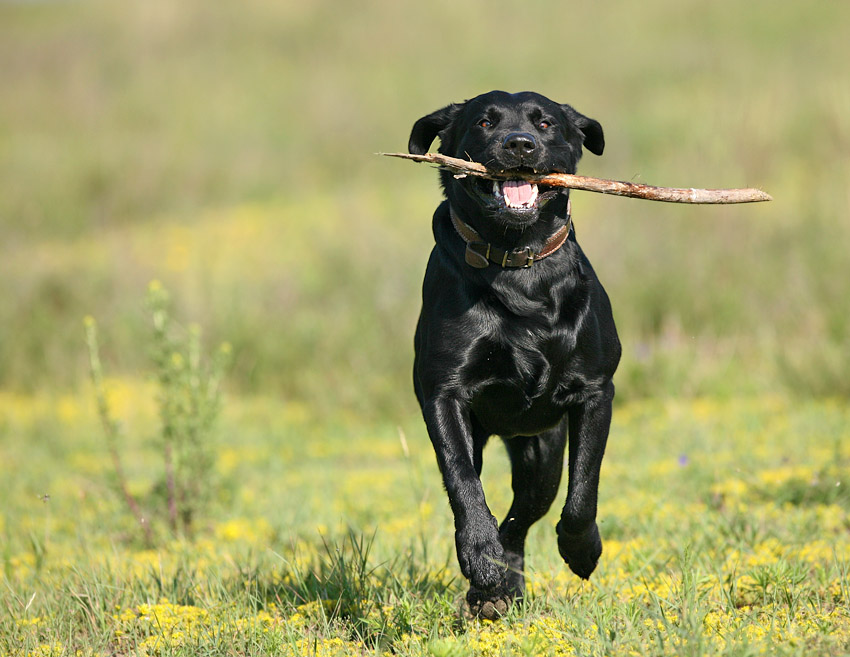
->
[[478, 119, 493, 129], [538, 120, 552, 130]]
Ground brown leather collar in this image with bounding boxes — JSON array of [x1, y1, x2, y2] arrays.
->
[[449, 202, 572, 269]]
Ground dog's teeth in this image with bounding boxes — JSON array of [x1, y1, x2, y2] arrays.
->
[[493, 181, 501, 196], [502, 180, 539, 208]]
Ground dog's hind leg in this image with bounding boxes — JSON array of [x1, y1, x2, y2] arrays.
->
[[556, 381, 615, 579], [498, 420, 568, 600]]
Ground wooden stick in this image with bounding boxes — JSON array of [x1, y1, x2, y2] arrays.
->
[[381, 152, 772, 204]]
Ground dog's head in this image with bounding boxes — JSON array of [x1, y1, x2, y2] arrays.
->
[[409, 91, 604, 230]]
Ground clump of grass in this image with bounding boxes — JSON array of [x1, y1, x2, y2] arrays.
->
[[84, 281, 231, 544], [265, 529, 458, 651]]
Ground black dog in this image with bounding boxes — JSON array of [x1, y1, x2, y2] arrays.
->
[[409, 91, 621, 617]]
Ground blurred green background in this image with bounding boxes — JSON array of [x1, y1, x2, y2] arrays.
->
[[1, 0, 848, 419]]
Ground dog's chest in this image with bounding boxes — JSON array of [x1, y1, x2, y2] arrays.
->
[[466, 324, 582, 436]]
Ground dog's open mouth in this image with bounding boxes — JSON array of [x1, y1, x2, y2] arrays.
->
[[471, 175, 561, 213], [496, 180, 538, 209]]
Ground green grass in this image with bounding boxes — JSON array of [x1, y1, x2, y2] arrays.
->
[[2, 389, 848, 655], [2, 0, 850, 654], [1, 0, 849, 408]]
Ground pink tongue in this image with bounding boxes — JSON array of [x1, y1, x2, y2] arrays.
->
[[503, 180, 534, 206]]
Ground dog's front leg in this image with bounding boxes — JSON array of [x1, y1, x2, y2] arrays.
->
[[423, 397, 506, 591], [556, 381, 615, 579]]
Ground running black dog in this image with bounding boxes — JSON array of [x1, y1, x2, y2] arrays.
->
[[409, 91, 621, 617]]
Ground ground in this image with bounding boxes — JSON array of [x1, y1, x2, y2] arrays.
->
[[2, 387, 848, 656]]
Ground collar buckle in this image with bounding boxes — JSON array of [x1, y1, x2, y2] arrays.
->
[[450, 206, 570, 270]]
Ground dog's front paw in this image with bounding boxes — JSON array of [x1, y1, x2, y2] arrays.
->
[[556, 520, 602, 580], [464, 585, 513, 620], [456, 523, 507, 591]]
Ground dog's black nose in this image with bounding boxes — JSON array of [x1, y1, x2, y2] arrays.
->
[[502, 132, 537, 154]]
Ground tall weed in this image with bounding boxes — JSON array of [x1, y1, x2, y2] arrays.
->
[[85, 281, 230, 543]]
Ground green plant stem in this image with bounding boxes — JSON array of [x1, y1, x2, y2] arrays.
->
[[84, 318, 154, 546]]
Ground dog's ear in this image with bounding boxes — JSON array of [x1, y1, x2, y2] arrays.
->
[[561, 104, 605, 156], [408, 103, 463, 155]]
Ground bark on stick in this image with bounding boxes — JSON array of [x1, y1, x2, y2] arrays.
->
[[381, 152, 772, 204]]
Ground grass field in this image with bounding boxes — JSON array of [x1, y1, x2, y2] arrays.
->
[[2, 388, 849, 655], [1, 0, 849, 654]]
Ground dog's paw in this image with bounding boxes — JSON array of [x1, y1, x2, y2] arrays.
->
[[556, 520, 602, 580], [463, 585, 513, 621], [456, 524, 507, 591]]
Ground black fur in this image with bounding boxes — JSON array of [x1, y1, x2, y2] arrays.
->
[[409, 91, 620, 613]]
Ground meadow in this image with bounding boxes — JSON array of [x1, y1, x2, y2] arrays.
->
[[1, 0, 849, 655]]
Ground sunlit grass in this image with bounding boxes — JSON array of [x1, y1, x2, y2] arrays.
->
[[2, 386, 848, 655], [2, 0, 849, 654]]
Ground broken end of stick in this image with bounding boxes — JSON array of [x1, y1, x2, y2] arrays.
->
[[734, 188, 773, 203], [378, 152, 423, 161], [380, 152, 458, 166]]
